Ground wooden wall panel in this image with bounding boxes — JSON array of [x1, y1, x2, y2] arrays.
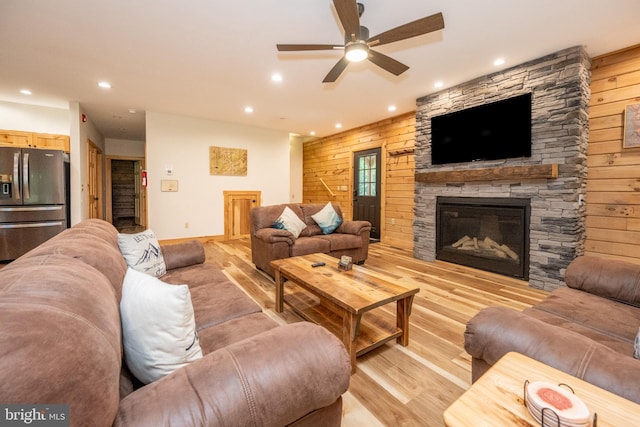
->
[[586, 44, 640, 264], [302, 112, 415, 250]]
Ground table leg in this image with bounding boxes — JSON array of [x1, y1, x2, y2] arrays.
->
[[342, 312, 358, 374], [275, 269, 284, 313], [397, 295, 415, 346]]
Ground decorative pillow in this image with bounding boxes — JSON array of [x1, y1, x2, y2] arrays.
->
[[272, 206, 306, 238], [120, 267, 203, 384], [118, 229, 166, 277], [634, 326, 640, 359], [311, 202, 343, 234]]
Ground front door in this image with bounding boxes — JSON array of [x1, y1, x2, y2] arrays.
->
[[353, 148, 381, 240]]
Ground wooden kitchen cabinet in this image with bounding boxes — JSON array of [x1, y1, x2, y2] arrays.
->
[[32, 133, 70, 152], [0, 129, 32, 148], [0, 129, 70, 152]]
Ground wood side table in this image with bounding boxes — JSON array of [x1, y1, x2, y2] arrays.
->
[[443, 352, 640, 426]]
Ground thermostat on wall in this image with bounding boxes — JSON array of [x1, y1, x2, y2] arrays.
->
[[161, 180, 179, 192]]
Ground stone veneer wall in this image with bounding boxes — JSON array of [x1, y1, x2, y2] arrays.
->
[[413, 46, 591, 290]]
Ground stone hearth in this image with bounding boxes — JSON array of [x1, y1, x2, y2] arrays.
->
[[413, 46, 590, 291]]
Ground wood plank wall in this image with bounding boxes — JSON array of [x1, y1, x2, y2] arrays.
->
[[587, 44, 640, 263], [111, 159, 136, 221], [302, 112, 416, 250]]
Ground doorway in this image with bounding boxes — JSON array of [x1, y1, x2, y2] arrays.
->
[[107, 157, 146, 232], [353, 148, 381, 240]]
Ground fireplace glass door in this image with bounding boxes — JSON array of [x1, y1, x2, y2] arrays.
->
[[436, 197, 530, 279]]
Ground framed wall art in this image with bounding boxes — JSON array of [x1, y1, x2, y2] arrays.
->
[[623, 103, 640, 149], [209, 146, 247, 176]]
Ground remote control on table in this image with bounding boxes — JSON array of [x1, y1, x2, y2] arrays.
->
[[311, 262, 326, 268]]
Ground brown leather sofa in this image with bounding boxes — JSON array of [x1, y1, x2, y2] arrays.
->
[[0, 219, 351, 426], [250, 203, 372, 278], [464, 255, 640, 403]]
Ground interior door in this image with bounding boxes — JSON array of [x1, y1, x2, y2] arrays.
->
[[353, 148, 381, 240], [87, 140, 103, 219], [224, 190, 261, 240]]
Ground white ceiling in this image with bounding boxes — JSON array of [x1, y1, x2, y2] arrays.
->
[[2, 1, 640, 141]]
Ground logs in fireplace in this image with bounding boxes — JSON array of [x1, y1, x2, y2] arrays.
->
[[436, 197, 530, 279]]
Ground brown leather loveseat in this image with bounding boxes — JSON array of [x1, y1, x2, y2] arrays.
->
[[250, 203, 371, 278], [0, 219, 351, 426], [464, 255, 640, 403]]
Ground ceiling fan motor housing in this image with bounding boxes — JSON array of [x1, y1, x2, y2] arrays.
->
[[345, 25, 369, 44]]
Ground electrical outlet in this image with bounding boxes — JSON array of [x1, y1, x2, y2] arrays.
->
[[185, 222, 189, 229], [391, 218, 396, 225]]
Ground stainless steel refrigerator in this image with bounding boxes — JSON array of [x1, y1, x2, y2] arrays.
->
[[0, 147, 67, 261]]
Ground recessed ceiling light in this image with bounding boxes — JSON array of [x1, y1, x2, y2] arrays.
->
[[494, 58, 505, 66], [271, 73, 283, 82], [335, 123, 342, 129], [387, 105, 397, 112], [20, 89, 32, 95], [128, 109, 137, 114], [98, 81, 112, 89], [244, 106, 254, 113], [310, 131, 316, 136], [434, 81, 444, 88]]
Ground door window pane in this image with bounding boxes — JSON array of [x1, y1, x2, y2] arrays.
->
[[358, 153, 377, 197]]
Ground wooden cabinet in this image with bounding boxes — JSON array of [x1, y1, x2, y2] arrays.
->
[[0, 129, 32, 147], [0, 129, 70, 152], [32, 133, 70, 152]]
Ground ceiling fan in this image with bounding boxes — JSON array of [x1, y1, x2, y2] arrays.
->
[[276, 0, 444, 83]]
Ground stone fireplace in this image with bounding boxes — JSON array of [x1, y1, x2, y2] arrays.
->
[[413, 46, 590, 291], [436, 197, 530, 279]]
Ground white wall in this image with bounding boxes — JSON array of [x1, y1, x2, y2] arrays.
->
[[289, 135, 303, 203], [146, 111, 292, 240], [0, 101, 69, 134], [105, 138, 145, 157]]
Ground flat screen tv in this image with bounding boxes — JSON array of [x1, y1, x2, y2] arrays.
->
[[430, 93, 532, 165]]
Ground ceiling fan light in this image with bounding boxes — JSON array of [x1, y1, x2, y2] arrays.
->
[[345, 43, 368, 62]]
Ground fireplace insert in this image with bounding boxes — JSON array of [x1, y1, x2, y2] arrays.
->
[[436, 197, 530, 279]]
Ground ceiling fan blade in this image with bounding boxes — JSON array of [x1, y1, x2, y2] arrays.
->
[[368, 12, 444, 47], [277, 44, 341, 51], [368, 50, 409, 76], [333, 0, 360, 42], [323, 56, 350, 83]]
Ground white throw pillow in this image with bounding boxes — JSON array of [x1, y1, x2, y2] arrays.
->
[[311, 202, 343, 234], [120, 268, 203, 384], [271, 206, 307, 238], [634, 326, 640, 359], [118, 229, 166, 277]]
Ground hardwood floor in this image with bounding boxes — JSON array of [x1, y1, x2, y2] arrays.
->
[[204, 238, 548, 426]]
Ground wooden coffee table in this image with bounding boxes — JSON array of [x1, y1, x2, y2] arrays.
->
[[271, 253, 419, 373], [443, 352, 640, 426]]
